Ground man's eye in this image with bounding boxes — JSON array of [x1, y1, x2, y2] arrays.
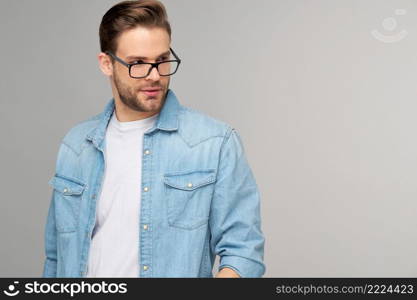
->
[[132, 60, 144, 64]]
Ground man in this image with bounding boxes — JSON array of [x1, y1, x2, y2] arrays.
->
[[42, 0, 265, 278]]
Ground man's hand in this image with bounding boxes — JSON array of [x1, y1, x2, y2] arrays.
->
[[215, 267, 241, 278]]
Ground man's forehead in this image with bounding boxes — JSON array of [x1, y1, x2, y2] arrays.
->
[[116, 26, 170, 58]]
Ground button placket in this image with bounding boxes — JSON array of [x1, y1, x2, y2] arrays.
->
[[140, 134, 153, 277]]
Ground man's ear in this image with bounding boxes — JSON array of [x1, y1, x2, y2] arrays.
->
[[98, 52, 113, 77]]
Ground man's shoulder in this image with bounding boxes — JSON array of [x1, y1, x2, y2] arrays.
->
[[178, 105, 233, 147], [60, 113, 102, 155]]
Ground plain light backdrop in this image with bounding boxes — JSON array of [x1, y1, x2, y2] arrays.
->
[[1, 0, 417, 277]]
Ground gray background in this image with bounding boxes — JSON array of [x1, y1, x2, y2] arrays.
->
[[1, 0, 417, 277]]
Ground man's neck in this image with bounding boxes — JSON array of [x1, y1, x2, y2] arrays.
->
[[113, 97, 160, 122]]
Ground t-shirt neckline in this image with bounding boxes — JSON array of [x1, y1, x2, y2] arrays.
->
[[109, 111, 159, 131]]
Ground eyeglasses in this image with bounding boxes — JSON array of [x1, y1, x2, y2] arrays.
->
[[105, 48, 181, 79]]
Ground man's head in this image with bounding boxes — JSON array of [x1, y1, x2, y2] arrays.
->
[[98, 0, 174, 118]]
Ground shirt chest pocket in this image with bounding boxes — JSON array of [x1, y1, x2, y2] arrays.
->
[[163, 169, 216, 230], [48, 174, 86, 233]]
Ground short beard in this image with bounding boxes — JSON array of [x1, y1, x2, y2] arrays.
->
[[113, 69, 168, 113]]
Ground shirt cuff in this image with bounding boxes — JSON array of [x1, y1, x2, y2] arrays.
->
[[219, 255, 265, 278], [42, 258, 57, 277]]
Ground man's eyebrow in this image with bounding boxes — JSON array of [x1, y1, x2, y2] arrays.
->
[[125, 50, 171, 61]]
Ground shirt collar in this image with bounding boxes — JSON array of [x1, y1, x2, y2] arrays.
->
[[86, 88, 181, 151]]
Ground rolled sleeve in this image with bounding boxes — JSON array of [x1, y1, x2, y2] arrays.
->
[[209, 128, 266, 278]]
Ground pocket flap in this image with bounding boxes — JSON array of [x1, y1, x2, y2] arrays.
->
[[163, 169, 216, 191], [48, 174, 86, 196]]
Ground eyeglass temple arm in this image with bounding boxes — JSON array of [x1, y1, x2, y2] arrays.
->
[[105, 51, 130, 67], [170, 47, 181, 62]]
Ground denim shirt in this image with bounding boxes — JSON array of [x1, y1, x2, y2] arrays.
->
[[42, 89, 266, 278]]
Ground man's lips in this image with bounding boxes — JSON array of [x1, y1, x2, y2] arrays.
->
[[140, 88, 162, 97], [141, 88, 162, 92]]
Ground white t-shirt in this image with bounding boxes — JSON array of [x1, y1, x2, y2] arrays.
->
[[86, 111, 158, 277]]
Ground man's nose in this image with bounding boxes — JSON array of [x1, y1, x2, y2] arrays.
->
[[145, 65, 160, 81]]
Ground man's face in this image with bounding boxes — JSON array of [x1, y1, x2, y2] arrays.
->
[[111, 26, 171, 114]]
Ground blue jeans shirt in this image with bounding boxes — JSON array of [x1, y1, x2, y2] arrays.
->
[[42, 89, 266, 278]]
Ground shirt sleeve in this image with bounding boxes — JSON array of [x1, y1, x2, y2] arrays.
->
[[209, 128, 266, 277], [42, 143, 67, 277], [42, 189, 58, 277]]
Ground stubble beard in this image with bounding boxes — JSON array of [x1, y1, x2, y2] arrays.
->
[[113, 70, 169, 113]]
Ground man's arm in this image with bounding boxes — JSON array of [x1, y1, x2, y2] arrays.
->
[[42, 142, 67, 277], [210, 128, 266, 278], [215, 267, 241, 278], [42, 190, 57, 277]]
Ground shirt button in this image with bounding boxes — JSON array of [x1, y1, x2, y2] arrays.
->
[[63, 188, 68, 193], [143, 265, 149, 271], [143, 224, 148, 230], [143, 187, 149, 192], [187, 183, 193, 188], [144, 149, 150, 155]]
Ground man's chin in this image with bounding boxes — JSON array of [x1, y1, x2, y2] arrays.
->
[[137, 97, 163, 112]]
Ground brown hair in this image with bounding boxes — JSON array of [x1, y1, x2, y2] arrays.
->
[[99, 0, 171, 54]]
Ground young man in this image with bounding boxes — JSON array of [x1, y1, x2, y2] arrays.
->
[[42, 0, 265, 278]]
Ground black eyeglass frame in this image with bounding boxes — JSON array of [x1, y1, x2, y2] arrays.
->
[[105, 47, 181, 79]]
